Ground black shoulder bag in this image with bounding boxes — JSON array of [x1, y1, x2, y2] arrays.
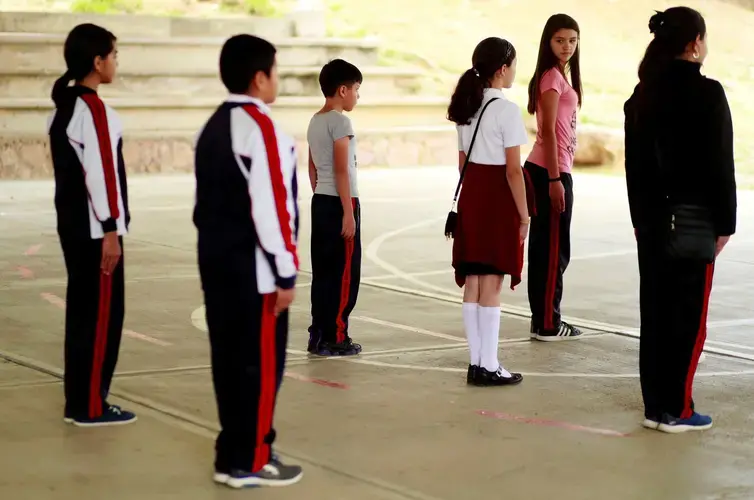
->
[[444, 97, 499, 239], [655, 140, 717, 262]]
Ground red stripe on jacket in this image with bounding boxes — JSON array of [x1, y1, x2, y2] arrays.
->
[[243, 104, 299, 270], [81, 94, 120, 221]]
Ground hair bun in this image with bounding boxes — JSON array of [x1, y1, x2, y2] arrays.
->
[[648, 10, 666, 34]]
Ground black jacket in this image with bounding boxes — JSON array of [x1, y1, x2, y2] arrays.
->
[[48, 85, 130, 240], [623, 59, 736, 237]]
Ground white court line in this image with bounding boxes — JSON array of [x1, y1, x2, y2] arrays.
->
[[350, 315, 465, 342], [362, 216, 754, 363], [707, 318, 754, 329], [346, 358, 754, 378], [363, 249, 639, 281], [0, 196, 448, 218]]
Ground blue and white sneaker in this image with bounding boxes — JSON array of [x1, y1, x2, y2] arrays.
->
[[63, 405, 137, 427], [655, 412, 713, 434], [217, 456, 303, 488]]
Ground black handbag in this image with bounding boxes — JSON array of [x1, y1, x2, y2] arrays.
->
[[444, 97, 499, 239], [664, 203, 716, 261], [655, 141, 717, 262]]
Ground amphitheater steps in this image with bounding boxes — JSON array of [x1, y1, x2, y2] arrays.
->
[[0, 66, 425, 99], [0, 96, 451, 136], [0, 11, 456, 178], [0, 32, 383, 71]]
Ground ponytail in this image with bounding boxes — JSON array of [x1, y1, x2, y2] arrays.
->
[[636, 7, 707, 113], [447, 68, 485, 126], [50, 23, 118, 106], [51, 69, 73, 105], [447, 37, 517, 126]]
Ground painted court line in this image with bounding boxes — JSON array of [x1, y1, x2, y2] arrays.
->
[[16, 265, 34, 279], [476, 410, 631, 437], [40, 292, 172, 347], [115, 364, 348, 389], [24, 244, 42, 256], [283, 371, 349, 389], [351, 315, 465, 342], [361, 214, 754, 363], [345, 358, 754, 378], [0, 347, 439, 500]]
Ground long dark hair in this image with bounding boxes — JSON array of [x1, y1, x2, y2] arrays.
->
[[636, 7, 706, 110], [447, 37, 516, 126], [526, 14, 582, 115], [51, 23, 117, 105]]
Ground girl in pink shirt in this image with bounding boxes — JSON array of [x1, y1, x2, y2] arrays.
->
[[524, 14, 585, 341]]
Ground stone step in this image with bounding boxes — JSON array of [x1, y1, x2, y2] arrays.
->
[[0, 96, 451, 136], [0, 125, 459, 179], [0, 32, 382, 75], [0, 10, 297, 39], [0, 66, 424, 99]]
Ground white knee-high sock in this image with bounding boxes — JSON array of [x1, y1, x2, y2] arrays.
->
[[478, 306, 511, 376], [462, 302, 481, 365]]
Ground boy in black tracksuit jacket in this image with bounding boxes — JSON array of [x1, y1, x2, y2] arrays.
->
[[193, 34, 303, 488]]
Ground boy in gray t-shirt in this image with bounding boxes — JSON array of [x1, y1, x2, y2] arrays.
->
[[306, 59, 364, 357]]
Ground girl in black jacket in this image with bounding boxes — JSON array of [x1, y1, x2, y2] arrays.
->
[[623, 7, 736, 434]]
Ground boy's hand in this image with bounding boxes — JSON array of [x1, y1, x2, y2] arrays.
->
[[274, 287, 295, 316], [101, 231, 121, 275], [342, 212, 356, 240]]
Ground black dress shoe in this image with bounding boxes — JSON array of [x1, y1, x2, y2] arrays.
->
[[466, 364, 478, 384], [471, 366, 523, 387]]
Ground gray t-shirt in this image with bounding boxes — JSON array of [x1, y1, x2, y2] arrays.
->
[[307, 110, 358, 198]]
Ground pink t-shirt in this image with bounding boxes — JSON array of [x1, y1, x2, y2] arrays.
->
[[526, 68, 578, 174]]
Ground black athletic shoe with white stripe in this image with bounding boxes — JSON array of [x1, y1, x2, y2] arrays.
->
[[214, 456, 303, 488], [530, 321, 583, 341]]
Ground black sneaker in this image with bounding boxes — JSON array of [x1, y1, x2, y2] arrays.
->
[[309, 338, 362, 357], [470, 366, 523, 387], [224, 457, 303, 488], [466, 364, 478, 384], [63, 405, 137, 427], [531, 321, 583, 341]]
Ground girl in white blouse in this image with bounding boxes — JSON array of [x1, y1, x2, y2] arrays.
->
[[446, 36, 535, 387]]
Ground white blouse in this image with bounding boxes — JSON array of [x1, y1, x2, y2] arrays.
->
[[456, 88, 528, 165]]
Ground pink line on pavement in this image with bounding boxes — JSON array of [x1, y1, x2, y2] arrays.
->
[[40, 292, 66, 309], [16, 266, 35, 279], [39, 292, 172, 347], [476, 410, 631, 438], [124, 329, 172, 347], [24, 244, 42, 256], [284, 371, 349, 389]]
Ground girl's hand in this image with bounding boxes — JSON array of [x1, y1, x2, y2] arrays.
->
[[549, 180, 565, 213], [101, 232, 121, 275], [519, 218, 530, 243]]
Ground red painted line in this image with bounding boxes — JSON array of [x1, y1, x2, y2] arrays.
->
[[39, 292, 171, 347], [24, 244, 42, 256], [40, 292, 66, 309], [476, 410, 631, 438], [123, 329, 172, 347], [284, 371, 349, 389], [16, 266, 35, 279]]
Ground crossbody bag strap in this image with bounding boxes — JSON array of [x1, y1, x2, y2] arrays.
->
[[451, 97, 499, 209]]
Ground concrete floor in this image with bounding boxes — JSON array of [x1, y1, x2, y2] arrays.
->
[[1, 167, 754, 500]]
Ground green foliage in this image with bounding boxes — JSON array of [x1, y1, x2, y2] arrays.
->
[[219, 0, 280, 16], [70, 0, 143, 14]]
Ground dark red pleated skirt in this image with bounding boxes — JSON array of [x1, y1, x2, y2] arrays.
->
[[452, 162, 536, 290]]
